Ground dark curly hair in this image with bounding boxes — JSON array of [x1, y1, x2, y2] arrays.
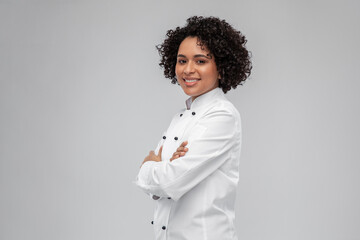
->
[[156, 16, 252, 93]]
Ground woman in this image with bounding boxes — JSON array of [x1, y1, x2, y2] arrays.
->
[[135, 16, 252, 240]]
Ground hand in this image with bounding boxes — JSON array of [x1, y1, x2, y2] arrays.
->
[[170, 141, 188, 161], [141, 146, 163, 167]]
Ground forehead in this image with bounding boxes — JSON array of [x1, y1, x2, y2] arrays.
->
[[177, 36, 210, 55]]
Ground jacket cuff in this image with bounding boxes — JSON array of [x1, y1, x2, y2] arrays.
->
[[135, 161, 166, 197]]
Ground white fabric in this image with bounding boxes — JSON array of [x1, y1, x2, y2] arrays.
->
[[135, 88, 242, 240]]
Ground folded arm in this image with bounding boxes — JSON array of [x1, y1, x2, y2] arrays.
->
[[135, 107, 240, 201]]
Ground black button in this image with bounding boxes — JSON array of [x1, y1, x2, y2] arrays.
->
[[192, 112, 196, 115], [162, 136, 166, 139], [151, 221, 154, 225], [167, 197, 171, 199], [174, 137, 178, 140], [180, 114, 183, 117], [162, 226, 166, 230]]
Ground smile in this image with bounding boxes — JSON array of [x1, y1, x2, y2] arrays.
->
[[184, 78, 200, 83], [183, 78, 200, 87]]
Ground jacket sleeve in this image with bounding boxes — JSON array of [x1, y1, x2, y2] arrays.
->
[[135, 106, 241, 201], [140, 131, 166, 200]]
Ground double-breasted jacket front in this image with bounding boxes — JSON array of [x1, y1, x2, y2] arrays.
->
[[135, 87, 242, 240]]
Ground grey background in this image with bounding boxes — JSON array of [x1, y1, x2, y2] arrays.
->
[[1, 0, 359, 239]]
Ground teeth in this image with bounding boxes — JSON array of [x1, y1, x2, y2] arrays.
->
[[184, 79, 198, 83]]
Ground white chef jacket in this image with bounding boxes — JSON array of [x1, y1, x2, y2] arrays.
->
[[135, 87, 242, 240]]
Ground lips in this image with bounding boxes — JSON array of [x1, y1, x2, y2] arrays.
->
[[183, 78, 200, 86], [184, 79, 198, 83]]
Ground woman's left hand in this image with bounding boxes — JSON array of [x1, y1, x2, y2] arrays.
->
[[170, 141, 188, 161], [141, 146, 163, 167]]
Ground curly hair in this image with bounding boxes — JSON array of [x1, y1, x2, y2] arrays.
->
[[156, 16, 252, 93]]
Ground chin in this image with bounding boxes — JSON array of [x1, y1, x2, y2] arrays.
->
[[182, 89, 197, 97]]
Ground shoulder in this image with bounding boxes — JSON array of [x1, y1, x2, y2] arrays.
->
[[197, 97, 241, 134], [203, 96, 241, 122]]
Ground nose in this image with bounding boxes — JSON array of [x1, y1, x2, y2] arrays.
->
[[184, 61, 195, 75]]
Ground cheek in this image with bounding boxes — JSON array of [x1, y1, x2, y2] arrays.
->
[[201, 67, 217, 79]]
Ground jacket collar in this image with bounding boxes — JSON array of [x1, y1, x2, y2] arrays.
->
[[185, 88, 224, 110]]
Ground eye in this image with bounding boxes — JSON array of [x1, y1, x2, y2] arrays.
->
[[177, 59, 186, 64], [197, 60, 206, 64]]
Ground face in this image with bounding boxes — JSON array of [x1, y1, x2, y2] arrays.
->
[[175, 36, 220, 101]]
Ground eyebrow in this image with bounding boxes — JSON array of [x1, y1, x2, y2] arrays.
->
[[177, 54, 212, 59]]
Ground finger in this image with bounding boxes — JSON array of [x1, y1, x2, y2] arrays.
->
[[177, 146, 188, 152], [180, 141, 188, 147], [170, 155, 180, 161], [173, 151, 185, 157]]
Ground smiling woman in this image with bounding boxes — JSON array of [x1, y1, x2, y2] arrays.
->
[[157, 16, 252, 93], [135, 16, 252, 240]]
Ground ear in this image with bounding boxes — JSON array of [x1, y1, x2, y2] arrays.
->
[[217, 69, 222, 79]]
